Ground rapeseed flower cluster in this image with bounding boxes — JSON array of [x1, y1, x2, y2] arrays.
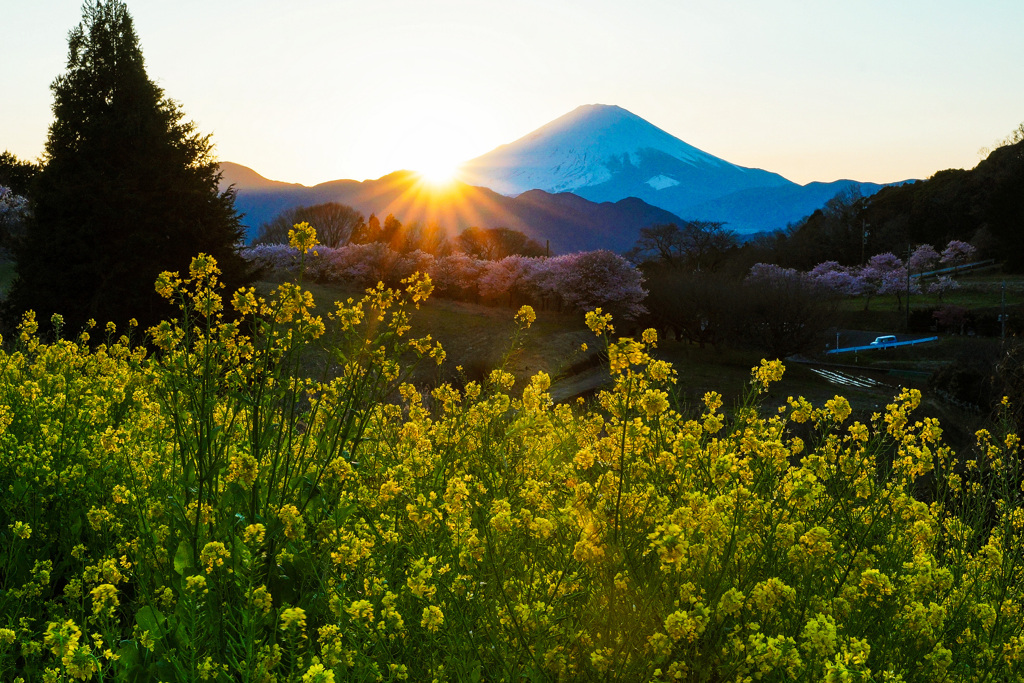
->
[[2, 225, 1024, 680]]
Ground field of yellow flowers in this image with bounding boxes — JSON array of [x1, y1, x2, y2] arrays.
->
[[1, 226, 1023, 682]]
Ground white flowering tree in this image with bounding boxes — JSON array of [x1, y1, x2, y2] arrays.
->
[[241, 244, 302, 272]]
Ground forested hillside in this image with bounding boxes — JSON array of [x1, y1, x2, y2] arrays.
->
[[765, 133, 1024, 269]]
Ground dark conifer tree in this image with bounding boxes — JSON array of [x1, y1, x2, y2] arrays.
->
[[7, 0, 252, 334]]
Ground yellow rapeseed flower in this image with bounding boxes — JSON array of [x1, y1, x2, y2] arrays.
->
[[280, 607, 307, 633], [515, 305, 536, 328], [288, 221, 319, 252], [200, 542, 231, 573], [421, 605, 444, 632], [243, 523, 266, 546], [303, 661, 336, 683], [752, 359, 785, 391], [249, 585, 273, 614], [585, 308, 614, 336], [90, 583, 119, 618]]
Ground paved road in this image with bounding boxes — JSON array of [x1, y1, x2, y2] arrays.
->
[[828, 329, 936, 352]]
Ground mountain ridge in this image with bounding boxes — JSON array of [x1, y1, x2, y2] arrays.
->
[[220, 163, 686, 254], [458, 103, 907, 232], [221, 103, 912, 248]]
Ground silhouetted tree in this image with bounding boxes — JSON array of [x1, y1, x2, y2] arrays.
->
[[352, 213, 382, 244], [414, 221, 450, 255], [626, 223, 686, 265], [642, 265, 739, 348], [740, 266, 838, 357], [6, 0, 251, 334], [256, 202, 364, 248], [627, 221, 737, 271], [679, 220, 737, 271], [0, 152, 39, 196], [457, 226, 545, 260]]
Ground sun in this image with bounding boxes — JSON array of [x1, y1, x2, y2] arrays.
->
[[415, 159, 460, 187], [387, 113, 480, 188]]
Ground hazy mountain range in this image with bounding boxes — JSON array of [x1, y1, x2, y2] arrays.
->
[[219, 165, 684, 253], [459, 105, 902, 232], [222, 104, 907, 252]]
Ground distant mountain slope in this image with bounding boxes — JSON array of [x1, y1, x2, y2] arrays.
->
[[458, 104, 905, 233], [221, 165, 685, 254], [686, 179, 893, 233], [219, 161, 303, 191]]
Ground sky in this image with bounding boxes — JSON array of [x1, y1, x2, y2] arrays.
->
[[3, 0, 1024, 187]]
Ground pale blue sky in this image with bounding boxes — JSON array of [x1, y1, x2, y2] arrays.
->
[[2, 0, 1023, 186]]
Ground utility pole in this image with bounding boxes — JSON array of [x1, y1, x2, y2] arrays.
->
[[906, 245, 912, 330], [861, 220, 869, 265], [1001, 280, 1007, 341]]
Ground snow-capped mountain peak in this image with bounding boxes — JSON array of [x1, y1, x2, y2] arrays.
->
[[461, 104, 737, 194], [457, 104, 794, 218]]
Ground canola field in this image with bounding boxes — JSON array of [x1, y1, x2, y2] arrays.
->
[[2, 231, 1023, 682]]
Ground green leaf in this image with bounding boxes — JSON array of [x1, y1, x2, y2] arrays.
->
[[336, 501, 357, 525], [116, 640, 141, 681], [135, 606, 165, 634], [173, 540, 193, 576], [232, 534, 253, 569]]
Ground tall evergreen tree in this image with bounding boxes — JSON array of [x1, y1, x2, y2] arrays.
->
[[6, 0, 252, 334]]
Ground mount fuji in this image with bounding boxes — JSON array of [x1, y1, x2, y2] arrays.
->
[[459, 104, 899, 233]]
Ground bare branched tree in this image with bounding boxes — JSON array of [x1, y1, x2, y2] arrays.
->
[[256, 202, 364, 248]]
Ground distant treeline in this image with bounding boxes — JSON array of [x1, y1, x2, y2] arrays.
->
[[243, 242, 647, 321], [254, 202, 547, 260]]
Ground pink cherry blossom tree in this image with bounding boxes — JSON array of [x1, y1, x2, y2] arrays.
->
[[927, 275, 960, 302], [520, 256, 567, 309], [746, 263, 803, 287], [393, 250, 436, 286], [876, 268, 920, 311], [859, 252, 904, 310], [940, 240, 977, 273], [907, 244, 940, 274], [807, 261, 871, 296], [554, 250, 646, 319], [477, 255, 536, 306], [326, 242, 401, 287], [427, 252, 486, 300]]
